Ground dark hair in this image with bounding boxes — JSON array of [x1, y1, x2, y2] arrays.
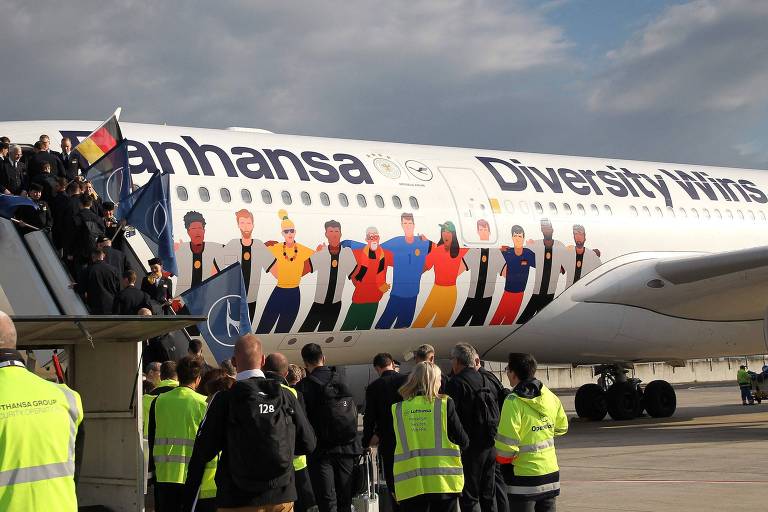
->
[[80, 194, 93, 207], [372, 352, 394, 369], [29, 183, 43, 193], [160, 360, 177, 380], [103, 201, 115, 211], [0, 142, 8, 151], [264, 353, 289, 375], [188, 339, 203, 355], [324, 219, 341, 230], [183, 211, 206, 229], [177, 356, 204, 385], [66, 182, 80, 194], [33, 141, 44, 150], [507, 352, 537, 381], [511, 224, 525, 236], [91, 248, 104, 260], [199, 368, 234, 396], [0, 137, 9, 144], [123, 270, 137, 284], [301, 343, 323, 365], [437, 228, 460, 258]]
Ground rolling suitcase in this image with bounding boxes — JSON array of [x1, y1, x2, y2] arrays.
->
[[352, 451, 379, 512]]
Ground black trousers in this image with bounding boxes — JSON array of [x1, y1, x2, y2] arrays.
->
[[508, 496, 556, 512], [459, 447, 497, 512], [309, 454, 355, 512], [154, 481, 184, 512], [399, 494, 460, 512], [494, 462, 509, 512], [452, 297, 493, 327], [379, 445, 400, 511], [516, 293, 554, 324], [299, 302, 343, 332], [295, 466, 318, 512]]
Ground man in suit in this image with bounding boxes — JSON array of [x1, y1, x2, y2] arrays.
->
[[79, 248, 121, 314], [141, 257, 174, 315], [57, 137, 83, 181], [114, 270, 152, 314], [97, 236, 130, 274], [29, 139, 64, 179], [1, 145, 27, 195]]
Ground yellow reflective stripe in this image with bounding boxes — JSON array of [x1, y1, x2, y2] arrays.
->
[[496, 433, 520, 447], [393, 467, 463, 483], [155, 437, 195, 446], [154, 455, 190, 464], [518, 438, 555, 453], [393, 448, 461, 463], [59, 386, 79, 462], [394, 402, 409, 453], [0, 461, 75, 487], [507, 481, 560, 494], [394, 397, 456, 462]]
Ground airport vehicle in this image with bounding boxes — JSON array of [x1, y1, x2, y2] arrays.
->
[[2, 119, 767, 422]]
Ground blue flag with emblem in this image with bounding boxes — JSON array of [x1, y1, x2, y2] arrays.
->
[[86, 141, 133, 207], [119, 171, 178, 276], [179, 263, 252, 363], [0, 195, 36, 219]]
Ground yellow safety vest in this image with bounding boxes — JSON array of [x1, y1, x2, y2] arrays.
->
[[494, 384, 567, 496], [737, 369, 752, 386], [152, 386, 216, 493], [281, 384, 308, 471], [392, 395, 464, 501], [0, 363, 84, 511], [142, 379, 177, 437]]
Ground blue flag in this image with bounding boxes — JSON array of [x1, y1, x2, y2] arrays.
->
[[86, 142, 133, 207], [0, 195, 36, 219], [179, 263, 252, 363], [120, 172, 178, 276]]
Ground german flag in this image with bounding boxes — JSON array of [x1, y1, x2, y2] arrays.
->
[[74, 109, 124, 168]]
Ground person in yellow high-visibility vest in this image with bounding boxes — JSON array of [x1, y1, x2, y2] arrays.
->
[[737, 365, 755, 405], [495, 353, 568, 512], [0, 311, 84, 512], [148, 356, 216, 512], [392, 361, 469, 511]]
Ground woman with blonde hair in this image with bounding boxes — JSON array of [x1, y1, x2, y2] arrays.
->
[[392, 362, 468, 511]]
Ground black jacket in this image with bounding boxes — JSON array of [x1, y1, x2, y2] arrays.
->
[[113, 285, 152, 315], [141, 274, 173, 305], [103, 246, 129, 274], [362, 369, 408, 450], [81, 260, 121, 314], [296, 365, 361, 455], [73, 208, 106, 257], [30, 172, 58, 202], [445, 366, 501, 450], [28, 151, 65, 179], [183, 376, 316, 509], [16, 200, 52, 233], [58, 152, 83, 180], [0, 159, 26, 195]]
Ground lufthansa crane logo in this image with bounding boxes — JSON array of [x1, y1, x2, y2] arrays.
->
[[206, 294, 242, 347], [405, 160, 433, 181]]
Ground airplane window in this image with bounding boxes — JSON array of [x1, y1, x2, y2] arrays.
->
[[320, 192, 330, 207], [504, 200, 515, 214], [678, 208, 688, 218], [410, 196, 420, 209], [630, 206, 638, 217], [519, 201, 529, 214], [198, 187, 210, 202], [241, 189, 252, 203], [702, 208, 710, 219], [713, 209, 722, 219], [301, 191, 312, 206], [603, 205, 612, 216], [690, 208, 699, 219], [339, 193, 349, 207], [590, 204, 599, 216], [725, 209, 733, 220], [534, 202, 544, 215], [563, 203, 572, 216], [641, 206, 650, 217], [261, 189, 273, 205], [548, 202, 558, 215], [281, 190, 292, 205], [748, 210, 755, 221], [392, 195, 402, 209], [666, 206, 675, 218], [357, 194, 368, 208], [176, 186, 188, 201], [375, 195, 385, 208], [654, 207, 663, 218], [576, 204, 586, 216], [220, 188, 231, 203], [737, 210, 744, 220]]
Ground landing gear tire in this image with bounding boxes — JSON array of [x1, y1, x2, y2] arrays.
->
[[643, 380, 677, 418], [606, 381, 642, 421], [575, 383, 607, 421]]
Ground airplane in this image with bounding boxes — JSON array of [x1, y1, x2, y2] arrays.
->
[[2, 118, 767, 422]]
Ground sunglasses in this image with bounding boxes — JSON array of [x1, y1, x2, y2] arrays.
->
[[283, 229, 295, 234]]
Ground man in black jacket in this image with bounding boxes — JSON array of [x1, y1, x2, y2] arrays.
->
[[296, 343, 360, 512], [97, 236, 130, 274], [73, 195, 106, 264], [113, 270, 152, 314], [1, 144, 26, 195], [15, 183, 52, 237], [184, 334, 316, 510], [362, 352, 407, 510], [142, 257, 174, 315], [79, 249, 121, 315], [476, 358, 511, 512], [445, 343, 501, 512]]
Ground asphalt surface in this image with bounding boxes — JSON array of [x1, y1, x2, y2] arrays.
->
[[556, 384, 765, 511]]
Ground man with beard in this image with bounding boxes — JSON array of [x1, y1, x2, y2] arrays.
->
[[174, 211, 220, 296], [217, 209, 275, 322], [564, 224, 602, 288], [299, 219, 357, 332], [340, 226, 391, 331], [516, 219, 567, 324]]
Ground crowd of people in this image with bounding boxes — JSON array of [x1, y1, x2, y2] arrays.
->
[[138, 339, 567, 512]]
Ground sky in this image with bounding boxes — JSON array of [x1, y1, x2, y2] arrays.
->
[[1, 0, 768, 169]]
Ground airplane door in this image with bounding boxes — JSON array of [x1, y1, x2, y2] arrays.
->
[[438, 167, 498, 245]]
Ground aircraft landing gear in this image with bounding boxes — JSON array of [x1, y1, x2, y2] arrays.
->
[[574, 365, 675, 421]]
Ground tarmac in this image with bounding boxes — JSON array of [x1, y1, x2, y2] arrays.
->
[[556, 384, 765, 511]]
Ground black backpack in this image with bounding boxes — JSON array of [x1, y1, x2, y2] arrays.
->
[[464, 372, 501, 445], [309, 370, 358, 446], [226, 378, 295, 491]]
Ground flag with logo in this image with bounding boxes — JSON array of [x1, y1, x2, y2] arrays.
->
[[0, 195, 36, 219], [179, 263, 252, 363], [119, 171, 178, 276], [73, 108, 124, 168], [86, 141, 134, 206]]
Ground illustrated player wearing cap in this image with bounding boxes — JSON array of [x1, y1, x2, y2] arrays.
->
[[516, 219, 567, 324], [453, 219, 505, 326], [256, 209, 314, 333], [564, 224, 602, 288], [340, 226, 392, 330], [141, 257, 174, 314], [412, 221, 468, 328], [216, 209, 275, 322], [174, 211, 220, 296]]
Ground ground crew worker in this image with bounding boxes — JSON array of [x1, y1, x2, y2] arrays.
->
[[143, 361, 178, 437], [148, 356, 216, 512], [264, 352, 318, 512], [0, 311, 84, 511], [737, 365, 755, 405], [495, 353, 568, 512], [392, 361, 469, 511]]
